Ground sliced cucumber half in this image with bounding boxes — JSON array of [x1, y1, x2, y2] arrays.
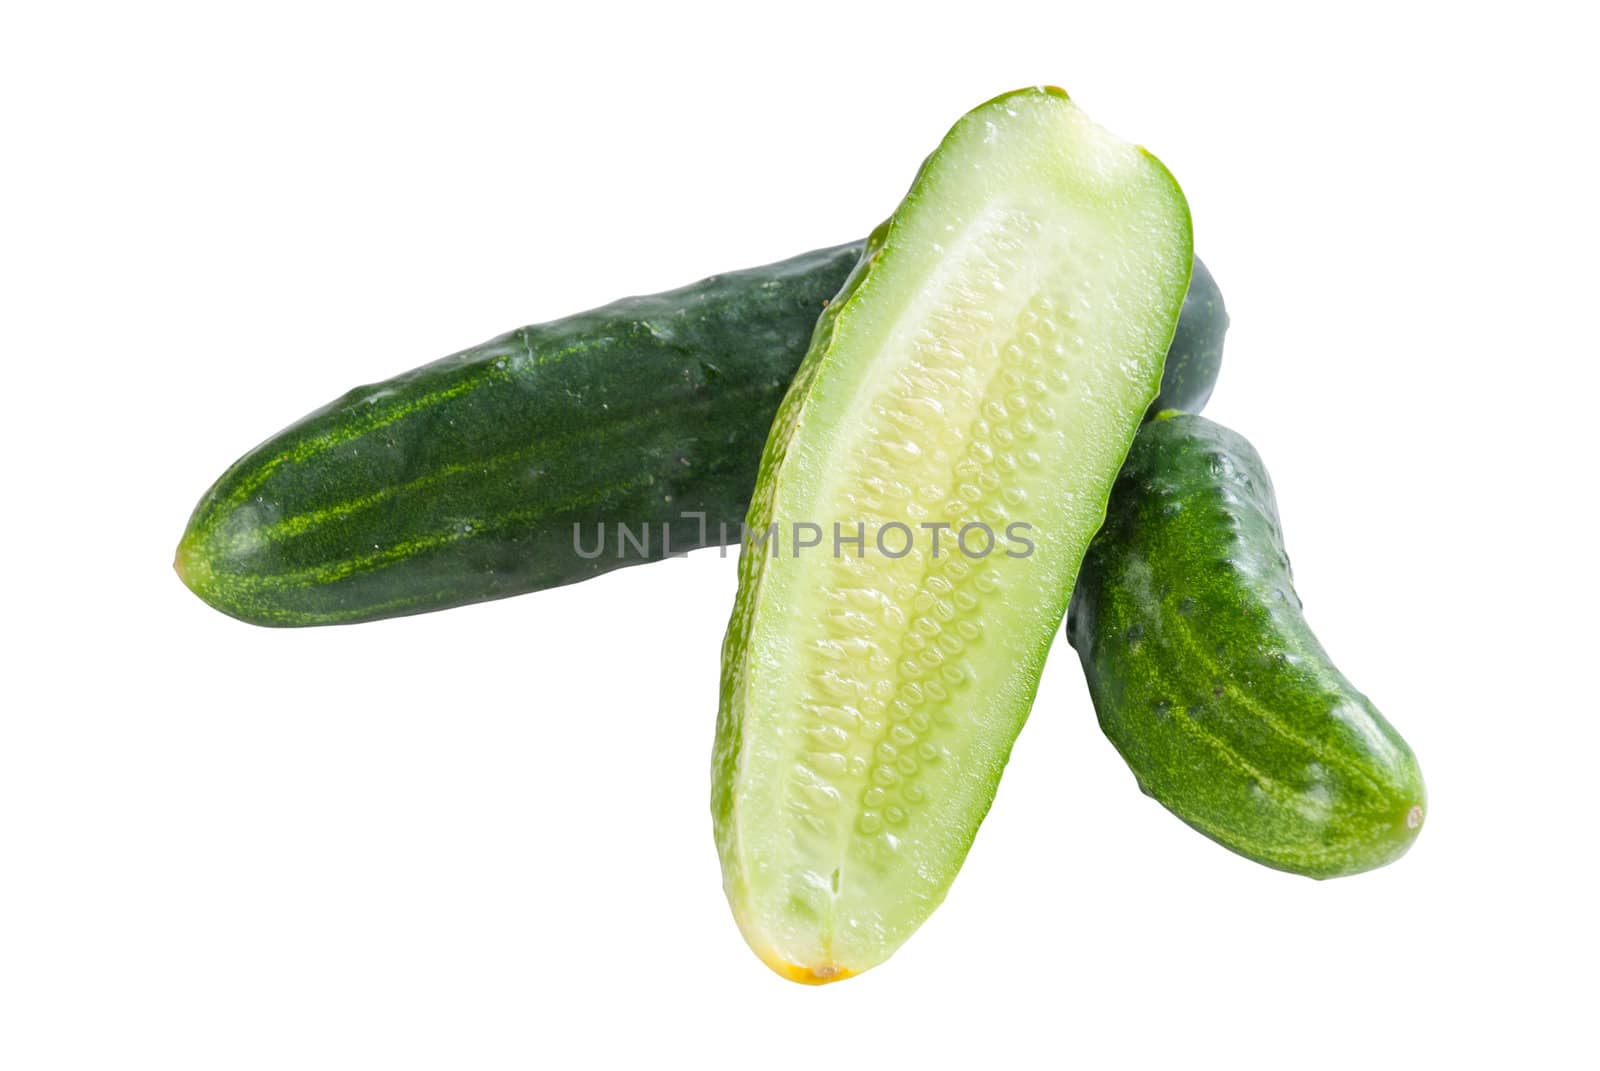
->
[[713, 87, 1193, 982]]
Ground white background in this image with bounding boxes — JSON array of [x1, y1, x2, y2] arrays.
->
[[3, 2, 1596, 1067]]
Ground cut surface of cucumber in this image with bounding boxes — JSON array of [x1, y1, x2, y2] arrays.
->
[[713, 88, 1193, 982]]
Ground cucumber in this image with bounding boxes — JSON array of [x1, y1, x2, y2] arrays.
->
[[1147, 255, 1225, 419], [176, 247, 1225, 628], [1068, 413, 1425, 878], [714, 88, 1192, 982], [176, 242, 864, 626]]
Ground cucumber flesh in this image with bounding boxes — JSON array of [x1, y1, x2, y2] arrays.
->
[[714, 88, 1192, 982]]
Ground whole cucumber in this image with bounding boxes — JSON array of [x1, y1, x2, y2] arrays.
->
[[1068, 413, 1425, 878], [177, 244, 1225, 627]]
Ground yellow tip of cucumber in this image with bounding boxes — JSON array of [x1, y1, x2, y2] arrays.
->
[[755, 948, 855, 986]]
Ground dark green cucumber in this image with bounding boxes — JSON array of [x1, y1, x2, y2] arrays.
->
[[176, 242, 864, 626], [177, 243, 1225, 627], [1146, 255, 1226, 419], [1068, 413, 1425, 878]]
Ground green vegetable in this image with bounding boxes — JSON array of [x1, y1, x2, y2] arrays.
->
[[175, 242, 863, 626], [1068, 413, 1425, 878], [175, 246, 1225, 629], [1146, 255, 1226, 420], [714, 88, 1192, 982]]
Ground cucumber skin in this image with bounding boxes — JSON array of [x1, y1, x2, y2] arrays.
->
[[1068, 414, 1425, 878], [178, 244, 1224, 627], [177, 242, 864, 626], [1146, 256, 1226, 420]]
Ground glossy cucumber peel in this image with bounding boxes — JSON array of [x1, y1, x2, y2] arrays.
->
[[1069, 413, 1425, 877], [175, 245, 1224, 628], [1146, 255, 1225, 420], [175, 243, 863, 626], [714, 88, 1192, 982]]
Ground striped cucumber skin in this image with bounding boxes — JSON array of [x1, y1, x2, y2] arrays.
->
[[715, 88, 1192, 982], [1069, 414, 1425, 878], [176, 245, 1223, 628], [175, 242, 864, 625]]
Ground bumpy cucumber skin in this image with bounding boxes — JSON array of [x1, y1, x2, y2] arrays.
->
[[178, 240, 1223, 627], [1146, 256, 1226, 419], [176, 242, 864, 625], [1068, 414, 1425, 878]]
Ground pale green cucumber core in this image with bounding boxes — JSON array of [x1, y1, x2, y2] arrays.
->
[[715, 88, 1192, 982]]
